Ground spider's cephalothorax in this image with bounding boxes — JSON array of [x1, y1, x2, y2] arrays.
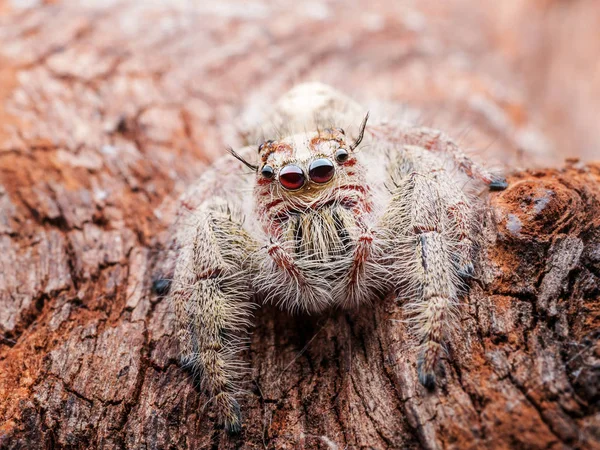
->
[[238, 115, 383, 314], [161, 83, 506, 433]]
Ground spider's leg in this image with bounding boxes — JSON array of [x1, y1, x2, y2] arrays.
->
[[381, 145, 474, 388], [446, 197, 477, 278], [170, 202, 258, 433], [369, 125, 507, 188]]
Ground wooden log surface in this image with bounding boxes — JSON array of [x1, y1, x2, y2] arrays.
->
[[0, 1, 599, 448]]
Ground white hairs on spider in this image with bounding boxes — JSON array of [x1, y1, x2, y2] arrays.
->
[[158, 82, 506, 432]]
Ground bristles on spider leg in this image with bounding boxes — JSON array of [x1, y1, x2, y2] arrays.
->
[[380, 145, 478, 390], [217, 393, 242, 434], [169, 202, 258, 430]]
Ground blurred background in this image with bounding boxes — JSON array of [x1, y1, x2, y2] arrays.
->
[[1, 1, 599, 180]]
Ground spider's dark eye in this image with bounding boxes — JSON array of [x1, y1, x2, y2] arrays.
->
[[335, 149, 349, 163], [261, 165, 274, 179], [258, 140, 273, 153], [279, 165, 305, 190], [308, 158, 335, 184]]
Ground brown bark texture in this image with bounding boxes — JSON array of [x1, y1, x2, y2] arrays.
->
[[0, 1, 599, 449]]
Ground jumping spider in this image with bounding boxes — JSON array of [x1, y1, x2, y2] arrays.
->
[[157, 83, 507, 433]]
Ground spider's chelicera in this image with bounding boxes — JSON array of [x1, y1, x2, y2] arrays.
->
[[160, 83, 506, 433]]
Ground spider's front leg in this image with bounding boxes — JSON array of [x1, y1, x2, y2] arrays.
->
[[170, 201, 258, 433], [380, 146, 477, 388]]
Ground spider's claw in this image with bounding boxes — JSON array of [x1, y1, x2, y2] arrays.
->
[[418, 369, 437, 390], [223, 397, 243, 435], [151, 278, 171, 296], [226, 419, 243, 435], [489, 177, 508, 191], [458, 262, 475, 279]]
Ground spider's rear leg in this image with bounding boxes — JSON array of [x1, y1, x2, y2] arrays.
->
[[370, 125, 508, 190]]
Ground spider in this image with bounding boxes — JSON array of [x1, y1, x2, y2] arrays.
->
[[156, 83, 507, 433]]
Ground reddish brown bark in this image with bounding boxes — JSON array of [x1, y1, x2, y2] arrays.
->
[[0, 1, 599, 449]]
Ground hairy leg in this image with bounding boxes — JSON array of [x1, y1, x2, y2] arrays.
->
[[369, 124, 508, 189], [170, 201, 258, 433], [380, 145, 477, 387]]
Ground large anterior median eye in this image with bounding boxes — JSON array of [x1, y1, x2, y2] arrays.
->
[[308, 158, 335, 184], [279, 165, 305, 190]]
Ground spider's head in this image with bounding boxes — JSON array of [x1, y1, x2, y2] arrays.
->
[[230, 114, 371, 233]]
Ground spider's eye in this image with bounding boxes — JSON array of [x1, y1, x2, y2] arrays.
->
[[279, 165, 305, 190], [335, 149, 349, 163], [308, 158, 335, 184], [258, 140, 273, 153], [261, 165, 274, 179]]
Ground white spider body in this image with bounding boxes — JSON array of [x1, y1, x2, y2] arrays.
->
[[160, 83, 505, 432]]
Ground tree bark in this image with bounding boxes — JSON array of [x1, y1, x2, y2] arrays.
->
[[0, 1, 599, 449]]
